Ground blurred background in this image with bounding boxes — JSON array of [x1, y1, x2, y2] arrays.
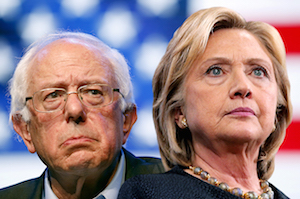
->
[[0, 0, 299, 197]]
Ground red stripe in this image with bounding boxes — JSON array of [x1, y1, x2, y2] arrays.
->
[[280, 120, 300, 150], [274, 25, 300, 53], [272, 25, 300, 150]]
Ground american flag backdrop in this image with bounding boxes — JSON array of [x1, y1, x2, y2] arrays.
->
[[0, 0, 299, 198]]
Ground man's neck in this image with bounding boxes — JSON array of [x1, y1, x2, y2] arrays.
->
[[48, 154, 120, 199]]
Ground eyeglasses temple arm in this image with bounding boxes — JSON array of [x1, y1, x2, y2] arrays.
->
[[25, 97, 33, 105], [113, 88, 125, 99]]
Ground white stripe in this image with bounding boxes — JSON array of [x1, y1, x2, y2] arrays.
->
[[287, 54, 300, 120], [188, 0, 300, 25]]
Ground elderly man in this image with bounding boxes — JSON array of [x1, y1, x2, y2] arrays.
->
[[0, 32, 164, 199]]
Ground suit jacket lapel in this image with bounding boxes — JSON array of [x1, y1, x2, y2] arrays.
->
[[123, 148, 164, 180]]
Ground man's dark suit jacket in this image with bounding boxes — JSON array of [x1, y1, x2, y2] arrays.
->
[[0, 148, 164, 199]]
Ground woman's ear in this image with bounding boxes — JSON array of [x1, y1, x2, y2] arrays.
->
[[174, 107, 186, 129], [12, 114, 36, 153]]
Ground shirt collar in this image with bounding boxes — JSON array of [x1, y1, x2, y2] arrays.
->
[[43, 149, 126, 199], [100, 149, 126, 199]]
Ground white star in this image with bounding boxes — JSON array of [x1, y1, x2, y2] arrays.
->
[[132, 107, 158, 147], [0, 0, 21, 20], [135, 35, 168, 80], [18, 7, 57, 45], [97, 7, 137, 48], [137, 0, 179, 17], [61, 0, 100, 17], [0, 111, 11, 150], [0, 40, 15, 84]]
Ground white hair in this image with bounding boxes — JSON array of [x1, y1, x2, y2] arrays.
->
[[9, 31, 135, 122]]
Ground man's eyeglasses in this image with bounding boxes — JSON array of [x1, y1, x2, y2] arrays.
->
[[25, 84, 124, 113]]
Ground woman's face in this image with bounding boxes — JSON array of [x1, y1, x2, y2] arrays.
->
[[180, 29, 278, 148]]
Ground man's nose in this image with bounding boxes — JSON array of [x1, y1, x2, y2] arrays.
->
[[64, 92, 87, 124]]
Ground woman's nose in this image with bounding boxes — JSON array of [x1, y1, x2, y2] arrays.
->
[[229, 70, 252, 99]]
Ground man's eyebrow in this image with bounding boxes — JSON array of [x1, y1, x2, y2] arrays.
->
[[37, 78, 112, 89], [80, 80, 110, 85], [39, 82, 67, 89]]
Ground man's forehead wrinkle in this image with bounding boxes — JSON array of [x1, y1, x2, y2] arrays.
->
[[27, 40, 115, 91], [31, 39, 102, 68]]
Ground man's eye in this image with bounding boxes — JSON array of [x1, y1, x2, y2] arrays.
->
[[46, 92, 59, 99], [88, 89, 103, 95], [43, 90, 65, 102]]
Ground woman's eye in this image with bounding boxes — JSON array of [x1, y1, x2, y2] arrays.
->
[[206, 65, 223, 76], [253, 69, 263, 76], [252, 67, 268, 78]]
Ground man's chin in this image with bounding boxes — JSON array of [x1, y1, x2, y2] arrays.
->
[[61, 150, 101, 171]]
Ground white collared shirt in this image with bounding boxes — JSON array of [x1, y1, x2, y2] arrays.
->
[[43, 150, 126, 199]]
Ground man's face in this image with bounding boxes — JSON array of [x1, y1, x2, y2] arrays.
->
[[15, 39, 136, 174]]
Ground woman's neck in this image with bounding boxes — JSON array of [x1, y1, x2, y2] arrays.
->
[[189, 142, 262, 194]]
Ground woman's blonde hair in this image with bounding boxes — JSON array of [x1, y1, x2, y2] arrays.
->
[[152, 7, 292, 180]]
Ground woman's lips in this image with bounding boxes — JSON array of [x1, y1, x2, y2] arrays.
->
[[227, 107, 255, 116]]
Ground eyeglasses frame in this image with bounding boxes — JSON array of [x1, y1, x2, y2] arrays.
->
[[25, 84, 124, 113]]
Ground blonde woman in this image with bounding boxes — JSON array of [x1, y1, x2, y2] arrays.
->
[[118, 7, 291, 199]]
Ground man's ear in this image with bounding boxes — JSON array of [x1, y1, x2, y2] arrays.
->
[[12, 114, 36, 153], [174, 107, 186, 129], [122, 105, 137, 144]]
